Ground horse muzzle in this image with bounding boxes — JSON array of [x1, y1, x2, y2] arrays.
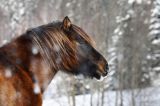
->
[[102, 64, 109, 77]]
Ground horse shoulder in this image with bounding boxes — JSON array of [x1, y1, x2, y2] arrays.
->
[[0, 73, 17, 106], [0, 65, 42, 106]]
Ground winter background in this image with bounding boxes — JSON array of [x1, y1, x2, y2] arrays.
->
[[0, 0, 160, 106]]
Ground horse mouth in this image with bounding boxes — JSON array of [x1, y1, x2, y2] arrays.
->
[[96, 76, 106, 81], [95, 64, 109, 81], [74, 69, 108, 81], [92, 70, 108, 81], [72, 61, 108, 81]]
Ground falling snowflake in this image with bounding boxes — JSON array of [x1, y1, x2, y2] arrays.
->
[[5, 68, 12, 78], [33, 83, 41, 94], [32, 46, 39, 55]]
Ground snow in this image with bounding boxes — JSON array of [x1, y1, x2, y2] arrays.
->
[[2, 40, 8, 45], [146, 55, 152, 59], [154, 54, 160, 58], [150, 17, 160, 23], [114, 27, 120, 34], [149, 30, 160, 35], [32, 46, 39, 55], [118, 31, 123, 36], [108, 47, 116, 53], [146, 0, 151, 5], [19, 8, 25, 15], [153, 67, 160, 72], [96, 76, 105, 82], [108, 70, 115, 76], [152, 39, 160, 45], [112, 35, 119, 44], [85, 84, 90, 89], [33, 83, 41, 94], [136, 0, 142, 4], [128, 0, 142, 5], [149, 23, 160, 29], [5, 68, 12, 78], [128, 0, 135, 5], [123, 23, 128, 28], [116, 15, 131, 23], [108, 56, 117, 65], [151, 8, 160, 17], [43, 87, 160, 106], [66, 2, 71, 7], [43, 94, 93, 106]]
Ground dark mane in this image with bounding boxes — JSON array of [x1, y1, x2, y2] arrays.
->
[[0, 17, 108, 106], [26, 21, 94, 71]]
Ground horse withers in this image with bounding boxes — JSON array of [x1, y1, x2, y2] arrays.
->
[[0, 16, 109, 106]]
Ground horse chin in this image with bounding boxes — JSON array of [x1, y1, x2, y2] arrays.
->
[[74, 71, 106, 82], [92, 73, 106, 81], [96, 76, 105, 81]]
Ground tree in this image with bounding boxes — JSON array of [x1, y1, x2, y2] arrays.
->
[[149, 0, 160, 86]]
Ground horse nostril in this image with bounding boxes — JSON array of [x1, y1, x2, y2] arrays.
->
[[102, 64, 109, 76], [106, 64, 109, 71]]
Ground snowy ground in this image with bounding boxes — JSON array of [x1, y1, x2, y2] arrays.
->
[[43, 85, 160, 106]]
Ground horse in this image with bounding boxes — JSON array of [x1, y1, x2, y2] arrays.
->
[[0, 16, 109, 106]]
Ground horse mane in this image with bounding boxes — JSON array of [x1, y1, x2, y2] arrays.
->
[[0, 17, 108, 105], [25, 21, 94, 71], [71, 24, 95, 46]]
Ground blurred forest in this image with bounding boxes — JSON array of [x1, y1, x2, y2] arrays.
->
[[0, 0, 160, 106]]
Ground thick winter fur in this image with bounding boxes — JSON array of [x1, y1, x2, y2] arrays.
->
[[0, 16, 108, 106]]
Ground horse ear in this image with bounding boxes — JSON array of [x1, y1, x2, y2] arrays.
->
[[63, 16, 72, 30]]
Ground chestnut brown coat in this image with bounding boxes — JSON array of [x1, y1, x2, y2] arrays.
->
[[0, 17, 108, 106]]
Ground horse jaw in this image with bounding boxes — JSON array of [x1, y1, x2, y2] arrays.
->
[[95, 75, 107, 82]]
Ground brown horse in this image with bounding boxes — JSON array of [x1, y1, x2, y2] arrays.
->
[[0, 16, 108, 106]]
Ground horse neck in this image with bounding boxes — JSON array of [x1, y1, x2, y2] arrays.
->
[[0, 34, 57, 92]]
